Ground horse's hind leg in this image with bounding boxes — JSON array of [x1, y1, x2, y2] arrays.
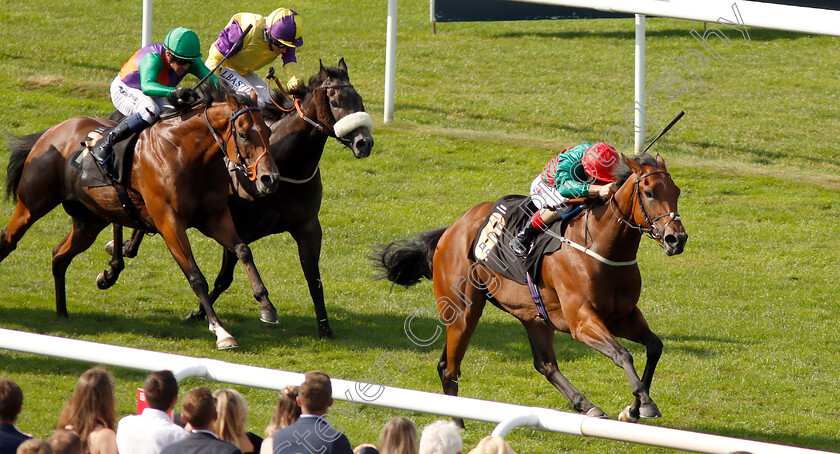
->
[[97, 224, 124, 290], [52, 214, 108, 317], [522, 320, 607, 417], [292, 222, 332, 338], [186, 249, 237, 321], [613, 307, 663, 421], [106, 228, 144, 258]]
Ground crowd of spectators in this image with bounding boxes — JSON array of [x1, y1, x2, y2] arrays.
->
[[1, 370, 518, 454]]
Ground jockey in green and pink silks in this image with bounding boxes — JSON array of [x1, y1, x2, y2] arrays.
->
[[206, 8, 304, 108], [92, 27, 217, 170], [509, 142, 620, 257]]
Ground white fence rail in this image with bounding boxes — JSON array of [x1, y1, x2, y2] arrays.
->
[[0, 328, 832, 454]]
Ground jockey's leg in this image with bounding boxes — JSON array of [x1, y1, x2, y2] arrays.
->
[[510, 207, 559, 257], [90, 112, 149, 171]]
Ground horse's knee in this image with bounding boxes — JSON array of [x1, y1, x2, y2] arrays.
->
[[647, 335, 663, 360], [233, 243, 253, 262]]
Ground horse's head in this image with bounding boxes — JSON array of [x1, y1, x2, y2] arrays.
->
[[304, 58, 374, 158], [205, 83, 281, 199], [613, 153, 687, 255]]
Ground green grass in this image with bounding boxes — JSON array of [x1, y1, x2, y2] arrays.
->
[[1, 1, 840, 453]]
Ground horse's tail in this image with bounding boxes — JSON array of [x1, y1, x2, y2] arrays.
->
[[374, 227, 448, 287], [5, 129, 47, 200]]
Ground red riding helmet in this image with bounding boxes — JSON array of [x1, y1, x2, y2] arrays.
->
[[581, 142, 619, 182]]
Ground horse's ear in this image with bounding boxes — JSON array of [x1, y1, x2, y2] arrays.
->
[[655, 153, 668, 171], [621, 153, 642, 173], [338, 57, 347, 72], [319, 59, 325, 72], [249, 90, 259, 106], [225, 90, 239, 111]]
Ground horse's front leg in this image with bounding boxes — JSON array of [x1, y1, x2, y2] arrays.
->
[[291, 221, 332, 338], [185, 249, 237, 322], [613, 307, 663, 422], [97, 224, 125, 289]]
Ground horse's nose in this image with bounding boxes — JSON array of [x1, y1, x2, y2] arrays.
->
[[260, 172, 280, 194], [664, 231, 687, 256], [353, 133, 373, 159]]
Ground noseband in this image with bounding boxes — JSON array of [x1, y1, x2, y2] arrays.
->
[[205, 105, 271, 181], [610, 170, 681, 242]]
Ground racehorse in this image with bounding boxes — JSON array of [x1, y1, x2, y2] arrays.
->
[[106, 58, 374, 338], [376, 153, 687, 423], [2, 83, 281, 349]]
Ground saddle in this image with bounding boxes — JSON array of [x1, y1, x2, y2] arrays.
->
[[469, 195, 582, 285], [73, 126, 139, 186]]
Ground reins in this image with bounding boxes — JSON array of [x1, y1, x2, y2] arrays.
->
[[204, 103, 271, 182], [610, 170, 681, 242]]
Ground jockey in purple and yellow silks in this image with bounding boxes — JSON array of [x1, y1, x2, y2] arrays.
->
[[206, 8, 303, 108], [92, 27, 217, 171], [509, 142, 620, 257]]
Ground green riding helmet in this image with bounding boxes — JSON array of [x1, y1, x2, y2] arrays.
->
[[163, 27, 202, 60]]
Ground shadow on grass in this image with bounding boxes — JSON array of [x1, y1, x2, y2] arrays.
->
[[492, 26, 806, 43], [677, 423, 840, 453]]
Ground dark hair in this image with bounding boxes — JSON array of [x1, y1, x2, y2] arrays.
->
[[299, 371, 332, 413], [143, 371, 178, 411], [180, 386, 217, 429], [56, 367, 116, 453], [0, 378, 23, 421], [48, 429, 82, 454]]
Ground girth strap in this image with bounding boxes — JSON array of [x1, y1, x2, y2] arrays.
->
[[526, 272, 559, 331]]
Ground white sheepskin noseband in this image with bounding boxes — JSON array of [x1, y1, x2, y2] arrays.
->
[[334, 112, 374, 138]]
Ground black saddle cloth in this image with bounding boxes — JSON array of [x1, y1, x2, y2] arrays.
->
[[70, 126, 139, 187], [469, 195, 572, 285]]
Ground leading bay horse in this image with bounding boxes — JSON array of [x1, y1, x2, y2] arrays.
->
[[108, 58, 374, 338], [2, 83, 280, 349], [376, 153, 687, 422]]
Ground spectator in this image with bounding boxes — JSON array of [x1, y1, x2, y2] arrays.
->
[[258, 386, 299, 454], [56, 367, 117, 454], [272, 371, 353, 454], [47, 430, 81, 454], [418, 420, 461, 454], [160, 387, 240, 454], [1, 378, 30, 454], [15, 439, 51, 454], [466, 436, 515, 454], [353, 445, 378, 454], [379, 417, 416, 454], [213, 389, 261, 454], [116, 371, 188, 454]]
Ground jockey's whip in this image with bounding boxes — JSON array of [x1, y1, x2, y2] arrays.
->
[[194, 24, 254, 91], [643, 110, 685, 153]]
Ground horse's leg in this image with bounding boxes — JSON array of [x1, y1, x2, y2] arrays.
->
[[612, 307, 663, 421], [186, 249, 238, 322], [52, 215, 108, 317], [436, 276, 487, 428], [571, 306, 657, 421], [0, 193, 62, 263], [97, 224, 124, 290], [197, 216, 278, 338], [105, 228, 144, 258], [291, 222, 332, 338], [522, 320, 607, 417]]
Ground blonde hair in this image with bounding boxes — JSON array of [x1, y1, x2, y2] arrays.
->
[[379, 417, 417, 454], [213, 388, 248, 450], [56, 367, 116, 454], [264, 386, 300, 438], [467, 436, 516, 454], [16, 438, 53, 454]]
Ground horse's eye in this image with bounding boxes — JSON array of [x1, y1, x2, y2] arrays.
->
[[644, 189, 654, 198], [238, 131, 247, 140], [330, 100, 339, 108]]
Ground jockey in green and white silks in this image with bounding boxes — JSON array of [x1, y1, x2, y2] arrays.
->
[[93, 27, 217, 171], [510, 142, 620, 257], [206, 8, 303, 108]]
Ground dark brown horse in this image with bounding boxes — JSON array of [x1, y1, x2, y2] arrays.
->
[[2, 83, 280, 349], [107, 59, 373, 338], [376, 153, 687, 422]]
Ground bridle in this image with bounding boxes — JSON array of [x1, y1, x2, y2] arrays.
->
[[610, 170, 682, 243], [205, 104, 271, 181]]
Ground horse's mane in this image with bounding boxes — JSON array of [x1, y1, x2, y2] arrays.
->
[[614, 152, 660, 187], [261, 64, 350, 122], [194, 80, 256, 108]]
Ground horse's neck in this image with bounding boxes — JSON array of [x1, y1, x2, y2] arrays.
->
[[269, 111, 329, 178], [571, 186, 643, 261]]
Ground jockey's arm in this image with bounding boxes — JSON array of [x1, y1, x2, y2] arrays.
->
[[137, 53, 176, 98]]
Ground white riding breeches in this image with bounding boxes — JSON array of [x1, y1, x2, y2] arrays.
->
[[215, 67, 272, 108], [529, 175, 570, 210], [110, 77, 173, 124]]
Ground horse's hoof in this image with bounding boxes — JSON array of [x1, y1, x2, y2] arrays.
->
[[105, 240, 114, 256], [217, 337, 239, 350], [618, 406, 640, 423], [318, 321, 333, 339], [186, 311, 206, 321], [585, 407, 608, 418], [639, 402, 662, 419], [259, 306, 280, 324], [96, 272, 112, 290]]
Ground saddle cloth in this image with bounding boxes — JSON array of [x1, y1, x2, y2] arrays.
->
[[468, 195, 570, 285], [71, 126, 138, 187]]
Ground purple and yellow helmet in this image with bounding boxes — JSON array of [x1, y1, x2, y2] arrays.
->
[[266, 8, 303, 48]]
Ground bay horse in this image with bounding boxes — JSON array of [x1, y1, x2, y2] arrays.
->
[[106, 58, 373, 338], [2, 83, 281, 349], [376, 153, 687, 422]]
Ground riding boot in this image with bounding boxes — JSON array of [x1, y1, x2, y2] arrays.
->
[[90, 113, 147, 173], [510, 213, 549, 257]]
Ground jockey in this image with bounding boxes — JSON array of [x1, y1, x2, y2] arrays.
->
[[206, 7, 304, 107], [509, 142, 620, 257], [92, 27, 218, 171]]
